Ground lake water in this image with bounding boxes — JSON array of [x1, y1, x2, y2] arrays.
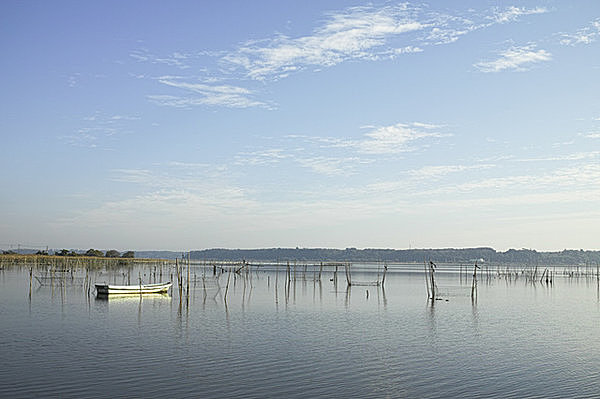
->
[[1, 263, 600, 398]]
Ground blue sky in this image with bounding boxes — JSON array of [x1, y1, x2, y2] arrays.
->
[[1, 1, 599, 251]]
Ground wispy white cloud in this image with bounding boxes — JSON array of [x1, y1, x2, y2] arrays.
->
[[295, 156, 366, 176], [551, 140, 574, 148], [131, 50, 274, 109], [60, 113, 140, 148], [423, 13, 478, 45], [128, 4, 552, 110], [111, 169, 155, 185], [490, 6, 548, 24], [147, 95, 203, 108], [60, 129, 100, 148], [474, 44, 551, 72], [411, 121, 445, 129], [130, 49, 192, 69], [426, 162, 600, 196], [159, 79, 252, 96], [100, 164, 261, 234], [67, 73, 80, 87], [424, 26, 472, 45], [515, 151, 600, 162], [423, 6, 547, 46], [222, 5, 550, 80], [70, 149, 600, 248], [282, 122, 450, 156], [559, 18, 600, 46], [235, 148, 369, 177], [355, 122, 451, 154], [112, 162, 230, 191], [235, 149, 290, 166], [361, 163, 494, 195], [109, 115, 141, 121], [233, 121, 450, 177], [407, 164, 494, 180], [167, 161, 215, 169], [150, 78, 270, 109], [222, 5, 426, 80], [58, 188, 258, 239], [421, 189, 600, 217]]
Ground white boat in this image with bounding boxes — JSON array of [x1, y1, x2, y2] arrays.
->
[[95, 282, 172, 295]]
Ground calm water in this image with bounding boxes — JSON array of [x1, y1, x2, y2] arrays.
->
[[1, 263, 600, 398]]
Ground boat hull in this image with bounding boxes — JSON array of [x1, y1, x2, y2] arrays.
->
[[95, 282, 172, 295]]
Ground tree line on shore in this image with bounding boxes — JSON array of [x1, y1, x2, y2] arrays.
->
[[1, 249, 135, 258], [190, 247, 600, 265]]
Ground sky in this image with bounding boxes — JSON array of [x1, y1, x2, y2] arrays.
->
[[1, 1, 599, 252]]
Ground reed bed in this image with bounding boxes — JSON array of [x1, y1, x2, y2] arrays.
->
[[0, 254, 170, 269]]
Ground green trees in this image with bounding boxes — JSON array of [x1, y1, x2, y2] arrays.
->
[[85, 249, 104, 257], [121, 251, 135, 258], [53, 248, 135, 258], [105, 250, 120, 258]]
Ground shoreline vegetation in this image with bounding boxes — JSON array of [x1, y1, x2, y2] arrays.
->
[[0, 253, 172, 269], [189, 247, 600, 265], [1, 246, 599, 266]]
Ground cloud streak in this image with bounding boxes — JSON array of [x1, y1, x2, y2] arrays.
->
[[474, 44, 551, 72], [357, 123, 450, 154], [149, 78, 270, 109], [295, 156, 366, 176], [490, 6, 548, 24], [130, 50, 192, 69]]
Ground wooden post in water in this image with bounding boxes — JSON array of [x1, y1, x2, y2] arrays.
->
[[471, 262, 480, 301], [424, 260, 431, 299], [345, 262, 352, 286], [429, 261, 436, 300], [175, 258, 180, 292], [187, 252, 190, 297], [224, 270, 231, 302], [540, 268, 548, 285]]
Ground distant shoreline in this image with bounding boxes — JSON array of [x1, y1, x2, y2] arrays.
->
[[2, 247, 599, 265], [186, 247, 600, 265]]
